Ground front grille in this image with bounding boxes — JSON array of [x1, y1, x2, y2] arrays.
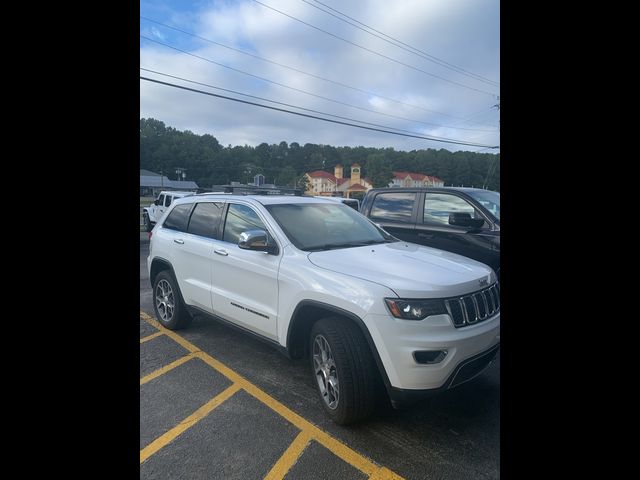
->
[[445, 283, 500, 328]]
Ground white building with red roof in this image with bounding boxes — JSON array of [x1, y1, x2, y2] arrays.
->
[[390, 171, 444, 188], [304, 164, 372, 198]]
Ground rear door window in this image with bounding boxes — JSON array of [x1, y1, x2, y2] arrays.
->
[[369, 192, 417, 222], [164, 195, 173, 207], [187, 202, 224, 239]]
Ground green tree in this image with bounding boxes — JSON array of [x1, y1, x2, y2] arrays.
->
[[297, 174, 311, 193], [275, 165, 298, 187], [139, 118, 499, 192], [365, 154, 393, 187]]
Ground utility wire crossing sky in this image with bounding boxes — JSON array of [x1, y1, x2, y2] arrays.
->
[[140, 0, 500, 153]]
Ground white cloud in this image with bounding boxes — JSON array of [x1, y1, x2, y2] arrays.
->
[[150, 26, 165, 41], [140, 0, 500, 152]]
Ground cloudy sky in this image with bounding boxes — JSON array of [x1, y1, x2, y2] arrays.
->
[[140, 0, 500, 153]]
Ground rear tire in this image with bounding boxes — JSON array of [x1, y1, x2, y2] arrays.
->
[[144, 213, 152, 232], [152, 270, 192, 330], [310, 317, 377, 425]]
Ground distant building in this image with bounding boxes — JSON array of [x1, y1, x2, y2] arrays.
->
[[304, 164, 373, 198], [389, 171, 444, 188], [253, 174, 265, 186], [140, 169, 199, 196]]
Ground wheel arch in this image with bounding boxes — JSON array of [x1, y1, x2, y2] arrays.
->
[[149, 257, 175, 286], [286, 300, 393, 395]]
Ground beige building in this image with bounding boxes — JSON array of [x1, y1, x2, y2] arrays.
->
[[390, 171, 444, 188], [304, 164, 373, 198]]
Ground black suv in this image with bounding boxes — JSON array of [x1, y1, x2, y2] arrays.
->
[[360, 187, 500, 279]]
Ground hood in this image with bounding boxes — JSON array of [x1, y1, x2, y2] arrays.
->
[[307, 242, 496, 298]]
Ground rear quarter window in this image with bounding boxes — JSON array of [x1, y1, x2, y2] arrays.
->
[[162, 204, 192, 232]]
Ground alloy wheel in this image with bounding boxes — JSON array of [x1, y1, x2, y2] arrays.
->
[[155, 279, 175, 323], [313, 334, 339, 409]]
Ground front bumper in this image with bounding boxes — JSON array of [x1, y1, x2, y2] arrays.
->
[[364, 310, 500, 391], [387, 343, 500, 408]]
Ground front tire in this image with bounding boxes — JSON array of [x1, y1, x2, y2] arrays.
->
[[310, 317, 377, 425], [152, 270, 192, 330]]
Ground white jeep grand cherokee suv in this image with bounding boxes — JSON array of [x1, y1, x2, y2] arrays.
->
[[147, 194, 500, 424]]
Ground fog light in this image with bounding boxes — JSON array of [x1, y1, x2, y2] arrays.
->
[[413, 350, 447, 364]]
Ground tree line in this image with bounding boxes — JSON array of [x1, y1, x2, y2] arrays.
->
[[140, 118, 500, 191]]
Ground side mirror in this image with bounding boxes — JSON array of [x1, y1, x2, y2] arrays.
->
[[154, 200, 159, 206], [449, 212, 484, 229], [238, 230, 278, 254]]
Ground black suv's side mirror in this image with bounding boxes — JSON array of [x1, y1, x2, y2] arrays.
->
[[449, 212, 484, 229], [238, 230, 278, 254]]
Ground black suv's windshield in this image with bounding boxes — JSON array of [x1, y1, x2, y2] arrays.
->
[[466, 190, 500, 220], [266, 203, 396, 251]]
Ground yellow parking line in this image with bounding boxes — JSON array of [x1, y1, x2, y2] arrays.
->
[[140, 382, 241, 464], [263, 431, 312, 480], [140, 331, 164, 344], [140, 354, 196, 386], [369, 467, 405, 480], [139, 311, 404, 479], [242, 382, 380, 476]]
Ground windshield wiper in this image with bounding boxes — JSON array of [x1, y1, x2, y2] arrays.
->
[[305, 240, 393, 251]]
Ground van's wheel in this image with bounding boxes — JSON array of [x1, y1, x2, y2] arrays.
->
[[152, 270, 192, 330], [310, 317, 377, 425], [143, 213, 152, 232]]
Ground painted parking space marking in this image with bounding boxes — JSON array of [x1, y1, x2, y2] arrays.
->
[[140, 310, 404, 480], [140, 353, 196, 386], [264, 431, 312, 480], [140, 331, 164, 344], [140, 382, 242, 463]]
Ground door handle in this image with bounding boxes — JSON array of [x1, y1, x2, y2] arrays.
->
[[174, 239, 184, 244], [214, 249, 228, 256], [418, 233, 434, 239]]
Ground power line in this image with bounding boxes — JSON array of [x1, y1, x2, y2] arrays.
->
[[140, 67, 476, 139], [140, 15, 485, 123], [140, 76, 499, 149], [250, 0, 497, 97], [443, 104, 500, 129], [140, 35, 499, 133], [302, 0, 499, 87]]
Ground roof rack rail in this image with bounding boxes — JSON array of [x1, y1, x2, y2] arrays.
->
[[198, 185, 303, 196]]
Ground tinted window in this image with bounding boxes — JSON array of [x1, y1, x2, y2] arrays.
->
[[369, 192, 416, 221], [164, 195, 172, 207], [223, 204, 268, 244], [342, 199, 360, 210], [424, 193, 487, 227], [162, 204, 192, 232], [158, 194, 165, 206], [465, 190, 500, 220], [187, 202, 224, 239]]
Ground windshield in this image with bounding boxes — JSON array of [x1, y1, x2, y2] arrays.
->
[[466, 190, 500, 220], [265, 203, 396, 251]]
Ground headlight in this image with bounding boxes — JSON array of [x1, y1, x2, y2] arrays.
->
[[384, 298, 447, 320]]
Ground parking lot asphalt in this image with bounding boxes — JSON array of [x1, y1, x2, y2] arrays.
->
[[140, 235, 500, 479]]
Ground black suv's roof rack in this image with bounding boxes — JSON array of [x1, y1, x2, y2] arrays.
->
[[198, 185, 303, 196]]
